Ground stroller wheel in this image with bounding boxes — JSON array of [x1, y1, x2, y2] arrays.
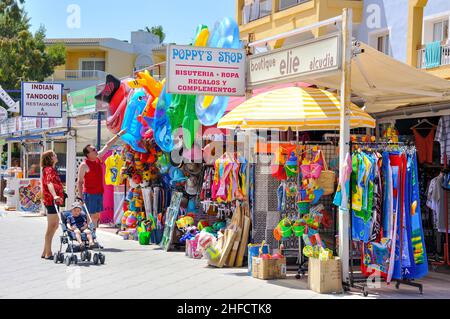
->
[[99, 254, 105, 265], [80, 251, 86, 262], [53, 253, 59, 264], [93, 253, 99, 265], [87, 251, 92, 262], [72, 255, 78, 265], [59, 253, 64, 263], [64, 255, 71, 266]]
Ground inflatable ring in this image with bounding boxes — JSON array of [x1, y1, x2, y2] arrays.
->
[[195, 17, 242, 126]]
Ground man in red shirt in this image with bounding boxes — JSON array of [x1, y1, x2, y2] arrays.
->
[[77, 129, 126, 228]]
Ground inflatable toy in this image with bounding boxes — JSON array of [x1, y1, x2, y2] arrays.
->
[[95, 74, 121, 103], [197, 220, 209, 231], [152, 85, 174, 152], [195, 17, 242, 126], [106, 83, 130, 134], [176, 215, 195, 229], [194, 24, 209, 47], [126, 213, 137, 229], [197, 232, 215, 251], [120, 89, 148, 153], [128, 70, 163, 98], [205, 246, 220, 261]]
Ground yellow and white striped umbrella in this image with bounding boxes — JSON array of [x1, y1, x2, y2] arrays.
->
[[218, 87, 375, 130]]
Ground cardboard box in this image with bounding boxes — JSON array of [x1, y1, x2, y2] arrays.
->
[[308, 257, 343, 294], [252, 257, 287, 280]]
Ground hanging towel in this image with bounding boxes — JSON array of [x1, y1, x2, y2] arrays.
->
[[425, 41, 442, 69]]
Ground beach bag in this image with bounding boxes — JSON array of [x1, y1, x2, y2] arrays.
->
[[317, 151, 336, 196], [300, 162, 322, 179]]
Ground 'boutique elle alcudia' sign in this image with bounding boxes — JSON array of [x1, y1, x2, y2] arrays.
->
[[167, 45, 246, 96], [21, 82, 63, 118], [247, 35, 341, 89]]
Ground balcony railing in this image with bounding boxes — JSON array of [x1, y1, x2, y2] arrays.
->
[[417, 43, 450, 69], [47, 70, 107, 81], [278, 0, 312, 11], [242, 0, 272, 24]]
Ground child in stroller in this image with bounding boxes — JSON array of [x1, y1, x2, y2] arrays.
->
[[54, 202, 105, 266], [66, 202, 95, 248]]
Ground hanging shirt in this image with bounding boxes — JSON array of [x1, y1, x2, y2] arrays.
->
[[435, 115, 450, 164], [333, 152, 352, 210], [352, 153, 365, 212], [104, 153, 124, 186], [427, 174, 449, 233], [412, 128, 435, 164]]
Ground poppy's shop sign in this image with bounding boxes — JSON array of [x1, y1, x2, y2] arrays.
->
[[21, 82, 63, 118], [247, 35, 340, 88], [167, 45, 246, 96]]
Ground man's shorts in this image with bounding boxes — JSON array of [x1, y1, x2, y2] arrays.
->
[[83, 193, 103, 214]]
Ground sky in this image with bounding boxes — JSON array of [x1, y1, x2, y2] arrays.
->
[[23, 0, 236, 44]]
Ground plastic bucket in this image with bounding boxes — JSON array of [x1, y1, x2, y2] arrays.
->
[[297, 201, 311, 215], [139, 232, 151, 245], [293, 225, 305, 237], [248, 244, 269, 274], [284, 164, 298, 177], [280, 225, 292, 238]]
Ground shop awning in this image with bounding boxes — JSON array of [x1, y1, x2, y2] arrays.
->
[[300, 43, 450, 113], [217, 86, 375, 130], [226, 82, 312, 112]]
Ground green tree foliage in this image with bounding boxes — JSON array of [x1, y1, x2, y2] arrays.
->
[[0, 0, 66, 101], [145, 25, 166, 44]]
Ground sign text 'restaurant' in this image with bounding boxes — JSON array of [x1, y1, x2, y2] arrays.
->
[[21, 82, 63, 118]]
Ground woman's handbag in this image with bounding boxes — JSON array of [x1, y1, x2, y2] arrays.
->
[[317, 151, 336, 196]]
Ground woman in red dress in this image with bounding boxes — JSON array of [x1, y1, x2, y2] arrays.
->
[[40, 150, 64, 260]]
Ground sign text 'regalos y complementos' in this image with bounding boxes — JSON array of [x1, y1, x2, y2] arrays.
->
[[248, 35, 340, 88], [167, 45, 246, 96], [21, 82, 63, 118]]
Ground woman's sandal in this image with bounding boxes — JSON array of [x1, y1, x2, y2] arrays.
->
[[43, 255, 54, 260]]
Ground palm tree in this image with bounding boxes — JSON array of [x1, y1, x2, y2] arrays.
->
[[145, 25, 166, 44]]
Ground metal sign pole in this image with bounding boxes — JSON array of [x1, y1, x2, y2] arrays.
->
[[339, 8, 352, 285]]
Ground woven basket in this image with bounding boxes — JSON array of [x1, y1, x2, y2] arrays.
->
[[317, 150, 336, 195]]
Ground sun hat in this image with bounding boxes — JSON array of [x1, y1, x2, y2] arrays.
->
[[183, 163, 203, 176], [71, 202, 83, 210], [185, 176, 199, 195]]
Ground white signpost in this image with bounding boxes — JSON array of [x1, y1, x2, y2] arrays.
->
[[247, 35, 340, 88], [21, 82, 63, 118], [167, 45, 246, 96], [0, 85, 20, 113]]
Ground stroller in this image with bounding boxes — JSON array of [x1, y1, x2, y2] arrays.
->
[[53, 203, 106, 266]]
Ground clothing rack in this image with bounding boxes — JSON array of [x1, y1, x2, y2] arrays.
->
[[432, 154, 450, 268], [343, 141, 423, 296]]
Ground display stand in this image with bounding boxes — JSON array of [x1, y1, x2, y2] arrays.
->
[[343, 141, 423, 297], [294, 140, 338, 279]]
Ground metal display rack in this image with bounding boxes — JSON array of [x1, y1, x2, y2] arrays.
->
[[343, 141, 423, 297]]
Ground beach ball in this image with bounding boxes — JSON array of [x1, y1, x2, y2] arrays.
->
[[126, 214, 138, 228]]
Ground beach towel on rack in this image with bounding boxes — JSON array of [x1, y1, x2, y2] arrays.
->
[[408, 152, 428, 279], [425, 41, 441, 69]]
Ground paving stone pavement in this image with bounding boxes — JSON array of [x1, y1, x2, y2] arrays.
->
[[1, 210, 449, 299]]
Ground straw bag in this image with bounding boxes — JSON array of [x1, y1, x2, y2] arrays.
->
[[317, 151, 336, 196]]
